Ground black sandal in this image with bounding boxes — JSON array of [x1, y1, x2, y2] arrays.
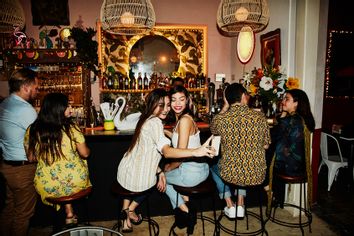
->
[[120, 209, 133, 233], [129, 210, 143, 225]]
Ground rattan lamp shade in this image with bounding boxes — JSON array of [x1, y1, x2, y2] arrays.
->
[[0, 0, 25, 33], [100, 0, 156, 35], [217, 0, 269, 35]]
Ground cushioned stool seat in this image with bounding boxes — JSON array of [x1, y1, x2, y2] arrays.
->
[[111, 180, 159, 236], [46, 186, 92, 232]]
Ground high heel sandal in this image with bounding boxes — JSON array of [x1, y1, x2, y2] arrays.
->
[[128, 210, 143, 225], [65, 215, 78, 226], [120, 209, 133, 233]]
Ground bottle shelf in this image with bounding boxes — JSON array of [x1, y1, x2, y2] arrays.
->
[[100, 87, 207, 93]]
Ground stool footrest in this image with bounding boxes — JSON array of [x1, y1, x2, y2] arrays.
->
[[268, 203, 312, 228]]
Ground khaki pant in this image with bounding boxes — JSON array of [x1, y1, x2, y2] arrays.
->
[[0, 162, 37, 236]]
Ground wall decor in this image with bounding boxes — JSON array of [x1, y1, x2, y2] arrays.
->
[[325, 30, 354, 98], [98, 24, 207, 78], [260, 28, 281, 68]]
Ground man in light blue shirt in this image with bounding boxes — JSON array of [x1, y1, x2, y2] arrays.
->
[[0, 68, 39, 236]]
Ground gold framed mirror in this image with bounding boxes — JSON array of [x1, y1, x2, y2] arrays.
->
[[98, 24, 207, 78]]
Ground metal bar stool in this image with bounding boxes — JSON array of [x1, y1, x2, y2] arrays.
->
[[168, 176, 218, 236], [111, 180, 159, 236], [46, 186, 92, 232], [267, 174, 312, 236], [217, 184, 268, 236]]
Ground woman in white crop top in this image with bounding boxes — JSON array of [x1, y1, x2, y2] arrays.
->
[[117, 88, 215, 233], [164, 86, 210, 234]]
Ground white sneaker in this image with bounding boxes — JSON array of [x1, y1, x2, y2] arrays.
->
[[224, 206, 236, 218], [236, 206, 245, 218]]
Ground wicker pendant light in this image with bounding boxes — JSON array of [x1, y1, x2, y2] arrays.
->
[[217, 0, 269, 35], [0, 0, 25, 33], [100, 0, 156, 35]]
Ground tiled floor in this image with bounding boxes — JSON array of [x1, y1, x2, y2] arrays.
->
[[27, 166, 354, 235], [313, 165, 354, 236]]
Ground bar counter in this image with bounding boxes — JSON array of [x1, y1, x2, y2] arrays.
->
[[31, 122, 219, 225]]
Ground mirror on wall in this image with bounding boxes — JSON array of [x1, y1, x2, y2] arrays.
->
[[98, 24, 207, 78], [129, 35, 179, 76]]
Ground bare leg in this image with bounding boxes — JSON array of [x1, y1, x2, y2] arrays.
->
[[65, 204, 74, 218], [225, 197, 235, 208], [237, 195, 244, 206]]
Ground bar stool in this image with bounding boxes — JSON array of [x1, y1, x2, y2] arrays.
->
[[111, 180, 159, 236], [217, 184, 268, 236], [267, 174, 312, 236], [168, 176, 217, 236], [46, 186, 92, 232]]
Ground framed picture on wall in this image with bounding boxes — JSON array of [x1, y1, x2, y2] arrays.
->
[[260, 28, 281, 68]]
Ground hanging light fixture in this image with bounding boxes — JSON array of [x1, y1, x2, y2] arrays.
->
[[217, 0, 269, 35], [237, 26, 255, 64], [0, 0, 25, 33], [100, 0, 156, 35]]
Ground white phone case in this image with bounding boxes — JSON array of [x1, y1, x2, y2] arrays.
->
[[211, 136, 221, 156]]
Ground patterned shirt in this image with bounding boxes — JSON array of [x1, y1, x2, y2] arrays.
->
[[210, 104, 270, 186], [272, 113, 306, 176]]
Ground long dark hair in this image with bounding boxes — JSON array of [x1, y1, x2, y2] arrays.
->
[[286, 89, 315, 132], [28, 93, 78, 165], [169, 85, 194, 119], [127, 88, 168, 154]]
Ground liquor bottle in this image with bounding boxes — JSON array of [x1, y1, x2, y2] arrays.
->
[[216, 84, 224, 108], [106, 72, 114, 89], [207, 77, 215, 113], [124, 75, 129, 90], [200, 91, 207, 113], [113, 73, 119, 90], [118, 73, 124, 89], [200, 73, 206, 88], [196, 74, 201, 88], [137, 72, 143, 90], [129, 68, 136, 90], [89, 97, 98, 127], [188, 76, 196, 88], [143, 72, 149, 90], [149, 72, 157, 89]]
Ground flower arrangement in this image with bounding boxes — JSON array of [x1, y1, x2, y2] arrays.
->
[[242, 66, 300, 102]]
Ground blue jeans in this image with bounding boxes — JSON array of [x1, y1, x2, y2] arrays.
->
[[165, 162, 209, 209], [210, 163, 246, 199]]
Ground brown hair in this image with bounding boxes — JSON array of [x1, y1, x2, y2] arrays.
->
[[8, 68, 37, 93]]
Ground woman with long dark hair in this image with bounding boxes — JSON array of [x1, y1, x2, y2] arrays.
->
[[24, 93, 91, 225], [164, 85, 209, 233], [270, 88, 315, 205], [117, 88, 214, 233]]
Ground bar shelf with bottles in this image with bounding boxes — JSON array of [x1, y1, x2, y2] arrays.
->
[[3, 49, 91, 125], [99, 70, 209, 118]]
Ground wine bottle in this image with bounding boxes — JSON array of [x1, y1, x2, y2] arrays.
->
[[137, 72, 143, 90], [118, 73, 124, 89], [124, 75, 129, 90], [143, 72, 149, 89]]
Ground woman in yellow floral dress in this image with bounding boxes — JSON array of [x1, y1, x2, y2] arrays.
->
[[24, 93, 91, 224]]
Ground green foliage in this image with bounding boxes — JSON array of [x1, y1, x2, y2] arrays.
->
[[71, 27, 99, 75]]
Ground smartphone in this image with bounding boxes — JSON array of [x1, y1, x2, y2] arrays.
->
[[211, 136, 221, 156]]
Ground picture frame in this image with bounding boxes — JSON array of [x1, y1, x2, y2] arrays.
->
[[260, 28, 281, 68], [98, 24, 207, 78]]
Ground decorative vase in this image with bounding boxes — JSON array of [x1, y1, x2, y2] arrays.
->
[[104, 120, 115, 130]]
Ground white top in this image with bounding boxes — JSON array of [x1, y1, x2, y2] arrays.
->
[[117, 116, 171, 192]]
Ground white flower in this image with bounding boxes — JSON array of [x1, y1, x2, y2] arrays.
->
[[260, 76, 273, 91]]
